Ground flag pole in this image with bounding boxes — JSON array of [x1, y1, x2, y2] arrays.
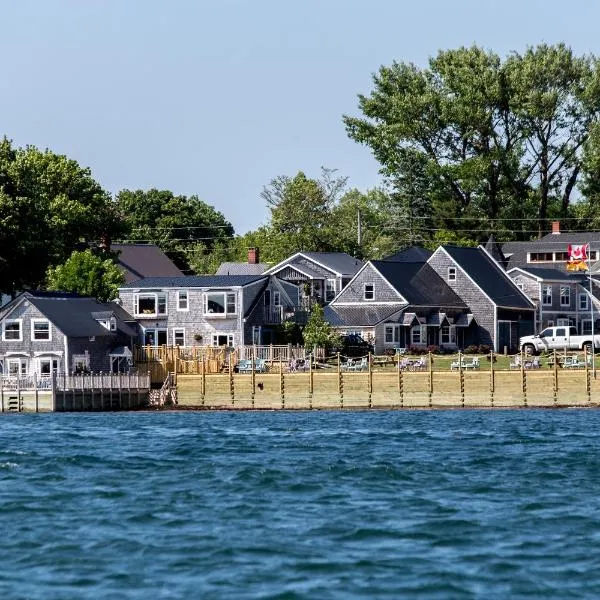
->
[[590, 243, 596, 379]]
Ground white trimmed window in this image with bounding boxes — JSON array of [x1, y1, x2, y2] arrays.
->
[[7, 357, 27, 376], [411, 325, 426, 345], [3, 319, 22, 341], [440, 325, 456, 345], [384, 324, 400, 344], [39, 357, 59, 377], [134, 293, 168, 317], [173, 328, 185, 346], [364, 284, 374, 301], [212, 333, 235, 347], [560, 286, 571, 307], [204, 292, 236, 316], [325, 279, 336, 302], [31, 319, 51, 341], [542, 286, 552, 306], [447, 267, 456, 282], [177, 291, 189, 311], [580, 293, 589, 311], [72, 354, 90, 374], [97, 317, 117, 331]]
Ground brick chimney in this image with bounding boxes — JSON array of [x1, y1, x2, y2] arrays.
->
[[248, 247, 259, 264], [551, 221, 561, 234]]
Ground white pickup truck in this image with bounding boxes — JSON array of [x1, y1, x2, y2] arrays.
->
[[519, 326, 600, 355]]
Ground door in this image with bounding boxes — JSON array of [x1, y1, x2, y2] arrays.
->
[[549, 327, 568, 349]]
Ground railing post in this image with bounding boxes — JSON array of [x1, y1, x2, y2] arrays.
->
[[34, 372, 39, 413]]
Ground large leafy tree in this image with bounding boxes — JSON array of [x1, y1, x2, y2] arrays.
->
[[115, 189, 234, 272], [344, 44, 600, 239], [0, 138, 115, 294], [46, 249, 125, 302]]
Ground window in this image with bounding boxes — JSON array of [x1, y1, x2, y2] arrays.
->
[[72, 354, 90, 374], [384, 324, 400, 344], [529, 252, 554, 262], [135, 293, 168, 317], [39, 357, 59, 377], [177, 291, 189, 311], [7, 358, 27, 376], [582, 320, 593, 334], [204, 292, 237, 316], [411, 325, 426, 345], [580, 293, 589, 311], [325, 279, 336, 302], [557, 319, 571, 327], [560, 286, 570, 307], [31, 319, 51, 341], [3, 319, 22, 341], [273, 291, 281, 306], [364, 284, 374, 301], [143, 328, 168, 347], [252, 326, 261, 345], [447, 267, 456, 282], [212, 333, 235, 347], [97, 318, 116, 331], [542, 286, 552, 306], [441, 325, 456, 345], [173, 329, 185, 346]]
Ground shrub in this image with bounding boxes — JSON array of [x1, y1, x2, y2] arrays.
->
[[477, 344, 491, 354], [426, 344, 439, 354], [464, 345, 479, 354]]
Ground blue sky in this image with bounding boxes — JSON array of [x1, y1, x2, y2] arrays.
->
[[1, 0, 599, 234]]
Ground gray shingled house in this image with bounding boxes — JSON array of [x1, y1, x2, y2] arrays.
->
[[428, 246, 536, 351], [0, 291, 137, 376], [117, 274, 300, 348], [264, 252, 363, 306], [325, 255, 475, 354]]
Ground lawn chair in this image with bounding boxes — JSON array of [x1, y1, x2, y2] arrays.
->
[[411, 356, 427, 371], [509, 355, 521, 369], [349, 356, 369, 372], [566, 355, 583, 369], [399, 357, 412, 371], [524, 356, 540, 369], [463, 357, 480, 370]]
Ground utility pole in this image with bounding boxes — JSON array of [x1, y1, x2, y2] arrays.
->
[[357, 208, 362, 247]]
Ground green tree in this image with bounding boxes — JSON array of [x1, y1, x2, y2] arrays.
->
[[0, 138, 115, 294], [46, 249, 125, 302], [302, 304, 340, 350], [344, 44, 600, 239], [115, 189, 234, 272]]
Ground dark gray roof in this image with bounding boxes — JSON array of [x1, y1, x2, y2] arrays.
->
[[112, 244, 184, 283], [484, 235, 507, 268], [25, 295, 136, 337], [512, 267, 586, 282], [120, 275, 266, 289], [324, 305, 402, 327], [298, 252, 363, 275], [441, 246, 533, 309], [371, 261, 467, 308], [216, 262, 267, 275], [382, 247, 432, 262]]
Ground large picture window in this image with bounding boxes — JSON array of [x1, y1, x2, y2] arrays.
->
[[135, 293, 167, 317], [204, 292, 236, 316]]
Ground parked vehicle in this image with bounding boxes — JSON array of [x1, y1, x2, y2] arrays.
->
[[519, 326, 600, 355]]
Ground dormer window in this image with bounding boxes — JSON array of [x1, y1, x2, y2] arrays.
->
[[98, 317, 117, 331], [448, 267, 456, 282], [364, 284, 374, 301]]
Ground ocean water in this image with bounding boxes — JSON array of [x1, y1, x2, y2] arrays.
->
[[1, 410, 600, 599]]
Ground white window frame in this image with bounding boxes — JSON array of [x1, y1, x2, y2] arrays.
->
[[177, 290, 189, 312], [72, 354, 90, 374], [204, 291, 237, 317], [363, 284, 374, 301], [384, 324, 400, 345], [134, 292, 168, 317], [143, 328, 168, 347], [580, 293, 589, 311], [557, 318, 571, 327], [31, 319, 51, 341], [325, 279, 336, 302], [38, 356, 60, 377], [542, 285, 552, 306], [440, 325, 456, 346], [411, 325, 426, 345], [560, 286, 571, 307], [6, 357, 27, 376], [173, 328, 186, 346], [211, 333, 235, 347], [447, 267, 456, 282], [3, 319, 23, 342]]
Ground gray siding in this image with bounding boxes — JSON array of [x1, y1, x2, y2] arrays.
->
[[332, 263, 405, 304], [428, 249, 496, 348]]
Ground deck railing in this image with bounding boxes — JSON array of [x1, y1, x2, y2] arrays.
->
[[0, 372, 150, 391]]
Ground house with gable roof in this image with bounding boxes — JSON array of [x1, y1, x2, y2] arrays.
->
[[118, 274, 300, 348], [264, 251, 363, 306], [111, 243, 184, 283], [0, 291, 137, 376], [325, 250, 475, 354], [427, 245, 536, 351]]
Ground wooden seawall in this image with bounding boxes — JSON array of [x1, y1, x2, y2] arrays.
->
[[176, 370, 600, 409]]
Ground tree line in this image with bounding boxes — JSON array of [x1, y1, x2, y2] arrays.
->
[[2, 43, 600, 302]]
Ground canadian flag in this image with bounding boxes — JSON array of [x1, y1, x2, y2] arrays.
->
[[566, 244, 589, 271]]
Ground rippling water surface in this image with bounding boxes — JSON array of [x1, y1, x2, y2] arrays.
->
[[2, 409, 600, 599]]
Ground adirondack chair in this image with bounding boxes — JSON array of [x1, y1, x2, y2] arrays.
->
[[411, 356, 427, 371], [348, 356, 369, 371]]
